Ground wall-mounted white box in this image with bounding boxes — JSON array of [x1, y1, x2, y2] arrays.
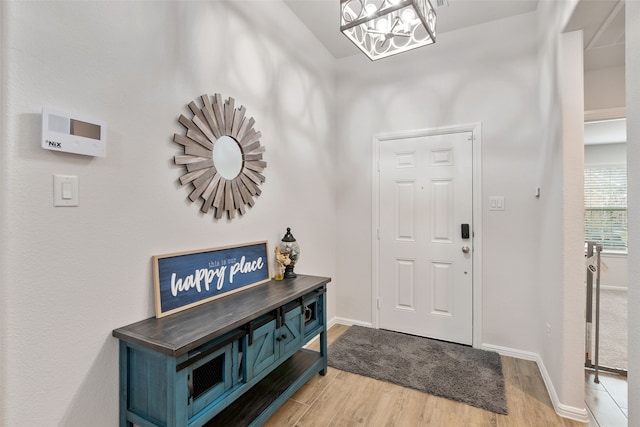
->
[[42, 107, 107, 157]]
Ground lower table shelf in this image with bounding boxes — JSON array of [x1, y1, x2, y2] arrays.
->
[[205, 350, 323, 426]]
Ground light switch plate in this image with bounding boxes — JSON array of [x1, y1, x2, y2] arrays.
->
[[53, 174, 78, 207], [489, 196, 505, 211]]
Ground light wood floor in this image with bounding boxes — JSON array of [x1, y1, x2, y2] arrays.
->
[[265, 324, 591, 427]]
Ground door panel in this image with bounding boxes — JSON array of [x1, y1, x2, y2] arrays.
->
[[378, 131, 473, 345], [396, 259, 415, 309], [431, 261, 453, 316], [431, 179, 453, 242], [396, 181, 416, 240]]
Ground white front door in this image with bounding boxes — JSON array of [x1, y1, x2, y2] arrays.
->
[[378, 131, 473, 345]]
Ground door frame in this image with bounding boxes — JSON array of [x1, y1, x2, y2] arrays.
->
[[371, 122, 483, 348]]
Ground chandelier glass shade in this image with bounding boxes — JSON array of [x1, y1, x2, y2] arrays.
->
[[340, 0, 437, 61]]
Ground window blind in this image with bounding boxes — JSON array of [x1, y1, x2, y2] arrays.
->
[[584, 166, 627, 251]]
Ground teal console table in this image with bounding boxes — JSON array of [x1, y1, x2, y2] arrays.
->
[[113, 275, 330, 427]]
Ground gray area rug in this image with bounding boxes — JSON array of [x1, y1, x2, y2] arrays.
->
[[328, 326, 508, 414]]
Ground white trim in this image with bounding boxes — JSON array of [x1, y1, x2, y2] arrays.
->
[[482, 344, 589, 423], [304, 318, 373, 349], [584, 107, 626, 122], [371, 122, 483, 348], [481, 343, 539, 361], [472, 124, 483, 348], [331, 316, 374, 328], [372, 133, 381, 331]]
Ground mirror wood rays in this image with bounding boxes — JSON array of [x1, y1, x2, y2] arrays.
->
[[173, 94, 266, 219]]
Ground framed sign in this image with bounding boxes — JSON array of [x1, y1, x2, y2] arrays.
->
[[153, 241, 271, 318]]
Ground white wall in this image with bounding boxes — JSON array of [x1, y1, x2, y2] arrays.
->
[[0, 2, 337, 425], [336, 12, 545, 354], [585, 142, 626, 165], [535, 3, 567, 416], [584, 66, 625, 112], [625, 1, 639, 424], [596, 254, 628, 289], [534, 0, 585, 417], [560, 29, 587, 413]]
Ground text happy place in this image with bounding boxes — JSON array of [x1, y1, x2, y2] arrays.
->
[[170, 256, 265, 297]]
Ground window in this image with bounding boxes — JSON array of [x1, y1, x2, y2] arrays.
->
[[584, 166, 627, 251]]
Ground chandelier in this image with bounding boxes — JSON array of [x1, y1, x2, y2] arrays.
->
[[340, 0, 437, 61]]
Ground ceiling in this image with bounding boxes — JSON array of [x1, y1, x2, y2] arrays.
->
[[284, 0, 625, 70], [284, 0, 539, 59], [566, 0, 625, 71]]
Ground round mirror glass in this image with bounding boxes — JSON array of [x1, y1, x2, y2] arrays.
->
[[212, 136, 243, 180]]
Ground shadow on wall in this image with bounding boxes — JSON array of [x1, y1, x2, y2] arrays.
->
[[59, 336, 119, 427], [168, 1, 337, 204]]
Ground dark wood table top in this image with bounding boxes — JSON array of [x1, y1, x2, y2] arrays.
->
[[113, 275, 330, 356]]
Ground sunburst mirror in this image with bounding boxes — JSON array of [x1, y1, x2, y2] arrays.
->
[[173, 94, 266, 219]]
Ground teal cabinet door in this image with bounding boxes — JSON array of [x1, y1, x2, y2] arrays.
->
[[302, 294, 324, 344], [245, 318, 277, 380], [280, 306, 303, 358], [186, 341, 235, 418]]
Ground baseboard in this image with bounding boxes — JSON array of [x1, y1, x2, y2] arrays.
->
[[482, 343, 589, 423], [482, 343, 539, 361], [554, 401, 591, 423], [330, 316, 373, 328]]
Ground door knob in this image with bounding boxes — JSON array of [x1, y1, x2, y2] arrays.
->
[[462, 246, 470, 254]]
